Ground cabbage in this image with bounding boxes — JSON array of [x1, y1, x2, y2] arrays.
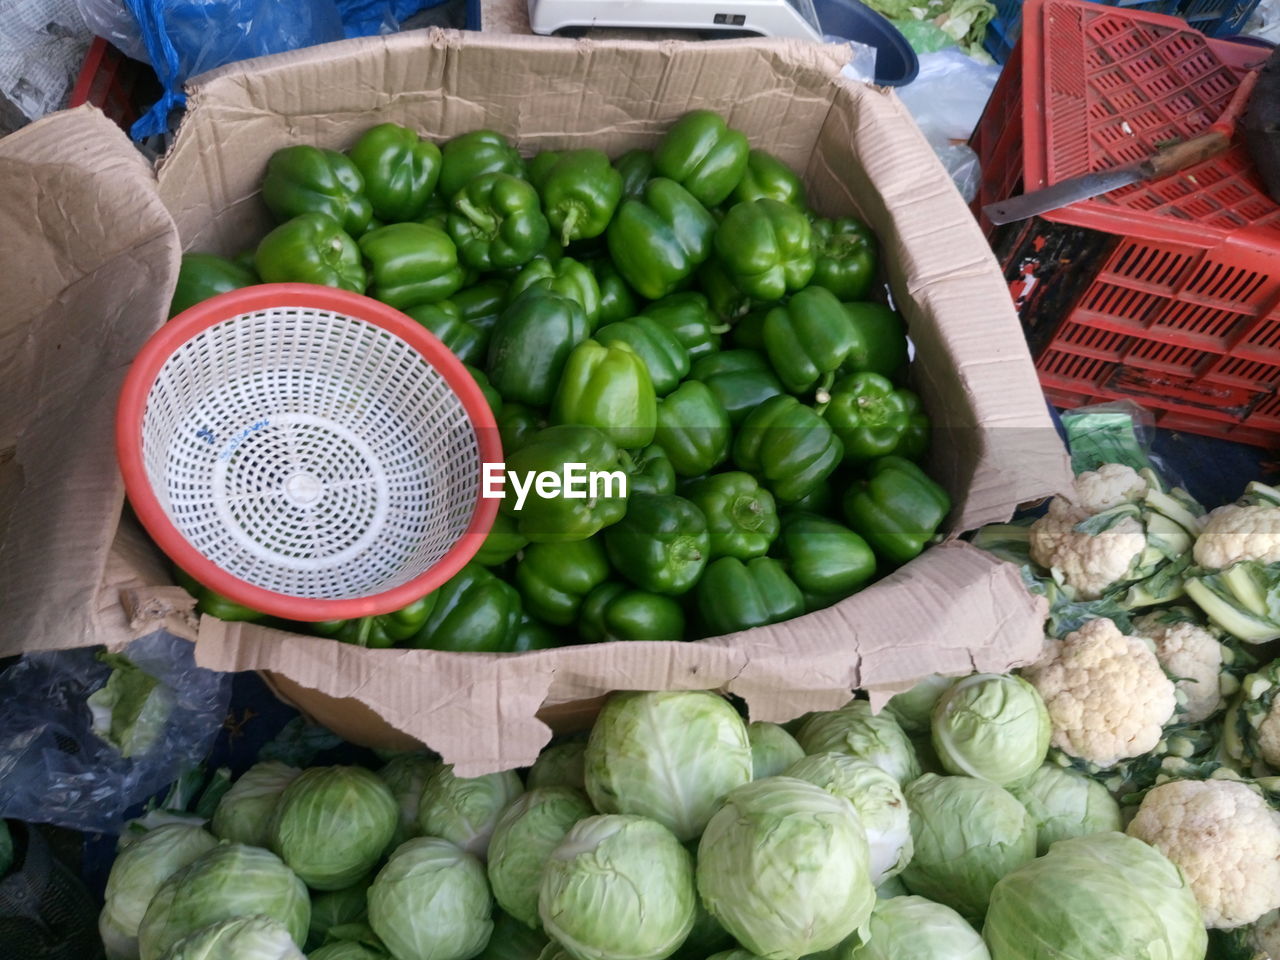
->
[[539, 814, 696, 960], [377, 754, 440, 848], [795, 701, 921, 784], [475, 910, 549, 960], [310, 944, 389, 960], [697, 777, 875, 960], [527, 742, 587, 790], [487, 787, 593, 928], [983, 833, 1207, 960], [784, 753, 913, 883], [747, 723, 805, 780], [100, 824, 220, 960], [270, 766, 398, 890], [417, 765, 525, 859], [846, 896, 990, 960], [899, 775, 1036, 923], [668, 896, 734, 960], [1006, 764, 1121, 856], [367, 837, 493, 960], [306, 879, 371, 951], [585, 691, 752, 841], [210, 761, 300, 848], [885, 675, 957, 735], [158, 915, 304, 960], [136, 844, 310, 960], [931, 674, 1050, 785]]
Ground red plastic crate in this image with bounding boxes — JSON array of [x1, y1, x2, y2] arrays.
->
[[971, 0, 1280, 449], [67, 36, 158, 132]]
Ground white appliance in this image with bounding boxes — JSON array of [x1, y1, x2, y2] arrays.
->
[[527, 0, 824, 41]]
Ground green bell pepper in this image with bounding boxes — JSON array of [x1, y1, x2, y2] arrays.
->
[[530, 148, 623, 245], [776, 513, 876, 611], [894, 391, 930, 462], [843, 302, 909, 382], [810, 217, 878, 302], [406, 301, 486, 366], [733, 395, 843, 504], [713, 199, 814, 301], [551, 339, 657, 449], [654, 381, 732, 478], [175, 569, 264, 622], [313, 594, 438, 649], [606, 178, 717, 300], [496, 402, 546, 454], [587, 257, 640, 325], [688, 349, 785, 427], [451, 278, 508, 337], [232, 249, 257, 273], [698, 259, 751, 323], [622, 444, 676, 497], [788, 477, 837, 516], [594, 317, 690, 397], [254, 213, 366, 292], [640, 292, 728, 361], [508, 257, 603, 329], [695, 557, 804, 636], [261, 145, 373, 236], [603, 493, 709, 595], [501, 424, 630, 543], [731, 149, 807, 209], [487, 290, 590, 406], [614, 149, 655, 201], [169, 253, 256, 318], [437, 130, 526, 200], [347, 123, 442, 223], [515, 538, 611, 625], [579, 582, 685, 643], [473, 512, 527, 566], [465, 364, 502, 415], [409, 563, 522, 653], [653, 110, 750, 208], [359, 222, 465, 309], [842, 455, 952, 565], [761, 286, 858, 396], [819, 372, 926, 463], [513, 615, 560, 651], [448, 173, 551, 271], [683, 472, 779, 560]]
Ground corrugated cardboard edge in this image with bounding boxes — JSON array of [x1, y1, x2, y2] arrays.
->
[[196, 542, 1048, 775], [0, 106, 181, 658]]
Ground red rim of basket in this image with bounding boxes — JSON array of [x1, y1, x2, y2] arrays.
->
[[116, 282, 503, 623]]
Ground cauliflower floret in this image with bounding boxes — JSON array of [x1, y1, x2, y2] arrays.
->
[[1023, 618, 1176, 769], [1193, 504, 1280, 571], [1068, 462, 1149, 513], [1127, 779, 1280, 929], [1029, 504, 1146, 600], [1255, 699, 1280, 770], [1133, 614, 1225, 723]]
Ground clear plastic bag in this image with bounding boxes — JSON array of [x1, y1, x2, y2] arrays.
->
[[0, 632, 231, 835]]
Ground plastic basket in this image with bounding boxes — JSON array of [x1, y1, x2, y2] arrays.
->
[[116, 284, 501, 622], [984, 0, 1263, 64], [67, 37, 159, 131], [971, 0, 1280, 447]]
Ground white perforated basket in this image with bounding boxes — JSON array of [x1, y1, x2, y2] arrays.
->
[[117, 284, 500, 621]]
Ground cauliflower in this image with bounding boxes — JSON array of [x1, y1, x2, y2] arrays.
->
[[1225, 661, 1280, 775], [1023, 618, 1177, 770], [1069, 462, 1150, 513], [1193, 504, 1280, 571], [1029, 502, 1146, 600], [1133, 612, 1226, 723], [1127, 778, 1280, 929]]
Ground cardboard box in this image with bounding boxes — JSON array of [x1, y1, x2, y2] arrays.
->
[[1, 30, 1070, 776]]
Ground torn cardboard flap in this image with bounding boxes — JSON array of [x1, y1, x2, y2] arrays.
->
[[5, 33, 1070, 768]]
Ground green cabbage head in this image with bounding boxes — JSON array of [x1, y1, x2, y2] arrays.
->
[[270, 766, 398, 890], [982, 832, 1208, 960], [697, 777, 875, 960], [158, 915, 305, 960], [377, 753, 441, 848], [474, 910, 549, 960], [100, 824, 219, 960], [306, 879, 371, 951], [1005, 764, 1121, 856], [585, 691, 752, 841], [900, 774, 1036, 923], [885, 675, 957, 735], [795, 701, 920, 784], [846, 896, 990, 960], [538, 814, 696, 960], [527, 742, 587, 790], [309, 944, 388, 960], [210, 761, 300, 848], [417, 765, 525, 859], [747, 723, 805, 780], [931, 674, 1050, 785], [367, 837, 493, 960], [487, 786, 593, 928], [137, 844, 310, 960]]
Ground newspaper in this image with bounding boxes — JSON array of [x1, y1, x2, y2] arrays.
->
[[0, 0, 93, 124]]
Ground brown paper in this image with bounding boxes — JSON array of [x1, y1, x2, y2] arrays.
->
[[4, 32, 1071, 771]]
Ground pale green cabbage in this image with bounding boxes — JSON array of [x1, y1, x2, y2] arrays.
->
[[527, 742, 587, 791], [487, 786, 593, 928], [417, 765, 525, 859], [1006, 765, 1121, 856], [748, 723, 805, 780], [931, 674, 1050, 785], [158, 915, 304, 960], [846, 896, 990, 960], [377, 754, 440, 848], [795, 702, 921, 785], [210, 761, 300, 848]]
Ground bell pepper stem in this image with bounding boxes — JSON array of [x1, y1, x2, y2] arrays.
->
[[710, 322, 731, 335], [560, 207, 581, 247], [814, 371, 835, 406], [456, 196, 499, 236], [355, 617, 374, 648]]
